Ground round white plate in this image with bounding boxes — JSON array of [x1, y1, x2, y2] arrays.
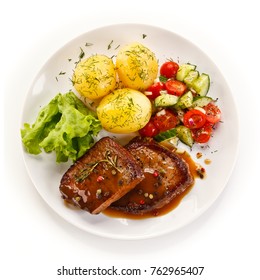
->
[[21, 24, 239, 240]]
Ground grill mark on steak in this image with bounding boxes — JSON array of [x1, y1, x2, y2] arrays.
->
[[110, 137, 194, 214], [59, 137, 144, 214]]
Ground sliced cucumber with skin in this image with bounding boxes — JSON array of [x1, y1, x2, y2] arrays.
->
[[192, 73, 210, 96], [175, 90, 193, 109], [154, 125, 194, 147], [184, 70, 199, 87], [192, 96, 213, 107], [175, 125, 194, 147], [176, 63, 196, 81], [154, 93, 179, 107], [154, 128, 177, 142]]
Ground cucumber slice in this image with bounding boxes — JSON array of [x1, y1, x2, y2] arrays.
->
[[154, 125, 194, 147], [192, 73, 210, 96], [175, 91, 193, 109], [154, 128, 177, 142], [154, 94, 179, 107], [175, 125, 194, 147], [192, 96, 213, 107], [184, 70, 199, 87], [176, 63, 196, 81]]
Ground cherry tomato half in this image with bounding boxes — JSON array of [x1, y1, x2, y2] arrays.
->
[[192, 123, 213, 143], [160, 61, 179, 78], [139, 120, 160, 137], [183, 109, 207, 129], [165, 80, 187, 96], [145, 82, 165, 100], [153, 109, 179, 132], [204, 103, 221, 124]]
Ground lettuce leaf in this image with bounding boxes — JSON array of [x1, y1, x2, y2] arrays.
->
[[21, 92, 102, 162]]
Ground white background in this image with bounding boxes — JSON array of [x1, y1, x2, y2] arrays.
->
[[2, 0, 260, 279]]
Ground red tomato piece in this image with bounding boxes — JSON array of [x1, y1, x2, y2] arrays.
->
[[145, 82, 165, 100], [165, 80, 187, 96], [192, 123, 213, 143], [204, 103, 221, 124], [139, 120, 160, 137], [183, 109, 207, 129], [153, 109, 178, 132], [160, 61, 179, 78]]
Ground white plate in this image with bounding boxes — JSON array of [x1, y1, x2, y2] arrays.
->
[[21, 24, 239, 240]]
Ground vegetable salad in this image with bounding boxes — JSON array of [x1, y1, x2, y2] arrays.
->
[[140, 61, 221, 147]]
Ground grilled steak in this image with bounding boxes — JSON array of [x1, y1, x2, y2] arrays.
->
[[59, 137, 144, 214], [110, 137, 194, 215]]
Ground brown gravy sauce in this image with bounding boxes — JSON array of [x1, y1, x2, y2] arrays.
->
[[103, 150, 206, 219]]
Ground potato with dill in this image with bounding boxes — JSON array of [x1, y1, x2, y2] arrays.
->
[[72, 54, 116, 100], [116, 42, 158, 91], [97, 88, 152, 133]]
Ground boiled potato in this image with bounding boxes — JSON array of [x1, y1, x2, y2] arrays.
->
[[97, 88, 152, 133], [72, 54, 116, 100], [116, 42, 158, 91]]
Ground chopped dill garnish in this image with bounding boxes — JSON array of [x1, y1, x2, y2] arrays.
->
[[79, 47, 85, 59], [142, 34, 147, 39], [85, 42, 93, 47], [74, 47, 85, 66], [68, 77, 75, 86], [107, 40, 113, 50], [159, 75, 168, 83], [56, 71, 66, 81]]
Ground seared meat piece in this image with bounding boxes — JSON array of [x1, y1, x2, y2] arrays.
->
[[110, 137, 194, 214], [59, 137, 144, 214]]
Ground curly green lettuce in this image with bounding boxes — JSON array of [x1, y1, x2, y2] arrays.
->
[[21, 92, 102, 162]]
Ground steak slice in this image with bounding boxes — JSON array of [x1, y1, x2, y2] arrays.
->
[[110, 137, 194, 215], [59, 137, 144, 214]]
